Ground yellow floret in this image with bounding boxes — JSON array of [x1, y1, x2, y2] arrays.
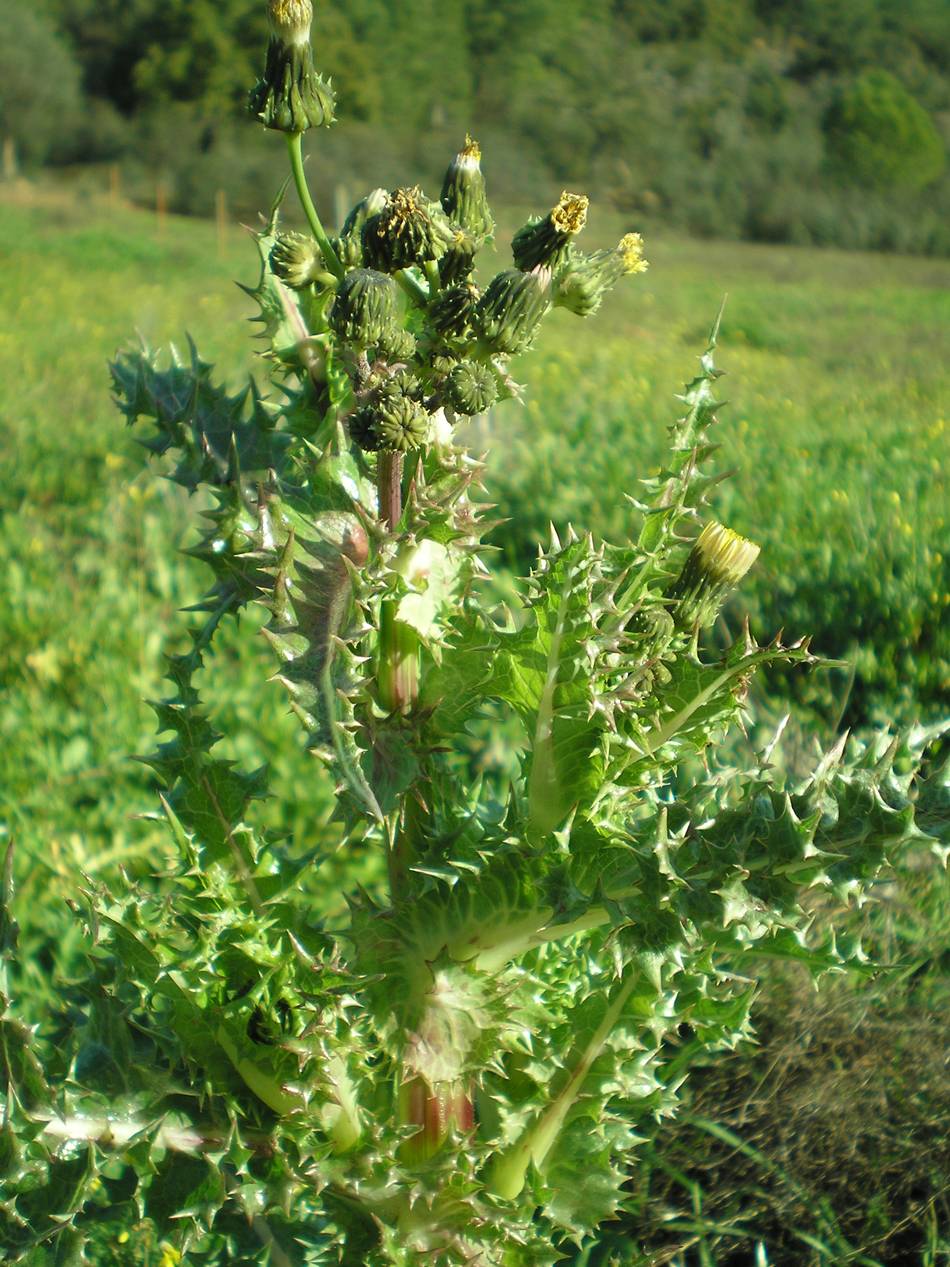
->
[[619, 231, 649, 275], [694, 522, 761, 587], [551, 191, 589, 235]]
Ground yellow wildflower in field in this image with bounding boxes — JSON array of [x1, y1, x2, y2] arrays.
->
[[619, 232, 649, 275]]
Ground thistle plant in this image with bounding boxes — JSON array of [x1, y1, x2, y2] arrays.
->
[[1, 6, 947, 1265]]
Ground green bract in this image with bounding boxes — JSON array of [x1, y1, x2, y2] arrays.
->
[[441, 135, 495, 244], [512, 190, 589, 271], [328, 266, 400, 347], [475, 266, 552, 354], [429, 279, 480, 338], [270, 228, 323, 288], [336, 186, 390, 267], [362, 186, 456, 272], [249, 2, 336, 134], [554, 232, 649, 317], [2, 12, 945, 1267]]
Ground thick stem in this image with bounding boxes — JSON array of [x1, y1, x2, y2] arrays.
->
[[377, 451, 403, 531], [376, 451, 419, 712], [286, 132, 344, 280], [378, 600, 419, 714], [398, 1076, 474, 1163]]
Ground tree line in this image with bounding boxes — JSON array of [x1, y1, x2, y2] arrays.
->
[[3, 0, 949, 252]]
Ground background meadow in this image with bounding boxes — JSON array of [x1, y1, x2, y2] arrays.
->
[[1, 0, 949, 1259]]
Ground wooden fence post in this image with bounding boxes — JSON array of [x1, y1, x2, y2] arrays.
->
[[215, 189, 228, 256], [2, 138, 16, 181], [156, 180, 168, 238]]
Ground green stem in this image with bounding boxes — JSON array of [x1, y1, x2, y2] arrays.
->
[[486, 973, 638, 1200], [376, 451, 418, 713], [395, 268, 430, 307], [378, 600, 419, 714], [423, 259, 441, 295], [286, 131, 344, 280]]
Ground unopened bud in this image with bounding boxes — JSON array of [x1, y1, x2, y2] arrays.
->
[[376, 395, 430, 453], [249, 1, 334, 133], [430, 353, 460, 377], [446, 362, 498, 416], [362, 187, 455, 274], [377, 369, 425, 405], [376, 325, 417, 363], [440, 136, 494, 243], [337, 188, 390, 267], [270, 231, 322, 289], [429, 281, 479, 339], [438, 229, 478, 286], [474, 267, 552, 355], [328, 268, 400, 348], [512, 191, 588, 272], [348, 404, 383, 453], [670, 523, 760, 628], [553, 231, 648, 317]]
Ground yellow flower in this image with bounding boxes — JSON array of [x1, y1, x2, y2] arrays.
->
[[551, 191, 589, 235], [692, 522, 761, 589], [619, 232, 648, 275]]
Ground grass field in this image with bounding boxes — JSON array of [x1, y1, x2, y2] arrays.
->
[[1, 184, 948, 1262]]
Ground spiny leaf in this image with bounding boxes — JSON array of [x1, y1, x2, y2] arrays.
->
[[111, 338, 291, 490]]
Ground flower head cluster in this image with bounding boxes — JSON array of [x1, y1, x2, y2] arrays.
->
[[271, 136, 647, 458]]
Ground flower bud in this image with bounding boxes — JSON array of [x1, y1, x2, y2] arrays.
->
[[362, 187, 455, 273], [446, 362, 498, 416], [553, 232, 649, 317], [249, 0, 335, 133], [512, 191, 588, 272], [440, 136, 494, 244], [430, 353, 460, 377], [474, 267, 551, 355], [348, 405, 383, 453], [336, 188, 390, 267], [376, 325, 417, 363], [429, 281, 479, 339], [377, 369, 425, 405], [438, 229, 478, 286], [328, 268, 400, 348], [670, 523, 761, 628], [375, 395, 430, 453], [270, 231, 323, 289]]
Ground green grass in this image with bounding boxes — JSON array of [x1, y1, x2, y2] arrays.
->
[[0, 193, 335, 915]]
